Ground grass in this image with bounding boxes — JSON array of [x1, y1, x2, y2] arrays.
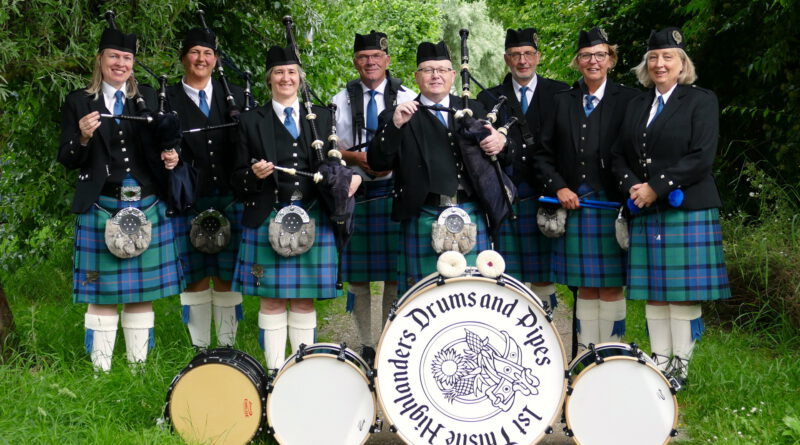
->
[[1, 257, 799, 444]]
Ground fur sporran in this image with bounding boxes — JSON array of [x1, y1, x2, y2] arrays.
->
[[190, 208, 231, 254], [431, 207, 477, 254], [104, 206, 152, 259], [615, 207, 630, 250], [268, 205, 316, 257], [537, 206, 567, 238]]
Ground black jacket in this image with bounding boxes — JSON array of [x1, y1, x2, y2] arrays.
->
[[611, 84, 722, 210], [535, 78, 638, 202]]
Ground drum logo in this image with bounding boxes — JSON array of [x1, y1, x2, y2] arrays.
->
[[243, 398, 253, 417]]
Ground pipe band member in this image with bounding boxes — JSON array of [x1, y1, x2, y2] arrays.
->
[[330, 30, 416, 359], [611, 27, 731, 386], [534, 27, 638, 348], [367, 41, 507, 295], [58, 24, 183, 372], [167, 27, 246, 350], [477, 27, 569, 309]]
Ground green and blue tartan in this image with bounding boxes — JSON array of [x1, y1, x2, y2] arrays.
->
[[341, 179, 399, 283], [397, 201, 491, 296], [171, 195, 244, 284], [232, 204, 338, 300], [627, 208, 731, 301], [73, 194, 183, 304], [494, 183, 552, 283], [551, 190, 626, 287]]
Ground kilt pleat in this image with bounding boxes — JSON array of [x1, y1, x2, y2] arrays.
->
[[551, 191, 626, 287], [232, 204, 338, 300], [341, 180, 399, 282], [73, 194, 183, 304], [494, 197, 552, 283], [397, 202, 491, 295], [627, 208, 731, 301], [171, 195, 244, 284]]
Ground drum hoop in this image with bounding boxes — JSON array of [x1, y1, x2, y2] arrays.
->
[[375, 275, 568, 444], [267, 344, 377, 445], [564, 355, 679, 442]]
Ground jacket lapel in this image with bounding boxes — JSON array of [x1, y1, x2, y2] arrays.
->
[[256, 105, 276, 163], [647, 85, 684, 149], [89, 95, 111, 154], [567, 87, 582, 153]]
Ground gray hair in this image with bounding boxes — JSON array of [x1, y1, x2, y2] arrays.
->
[[85, 50, 139, 99], [632, 48, 697, 88], [265, 64, 306, 93]]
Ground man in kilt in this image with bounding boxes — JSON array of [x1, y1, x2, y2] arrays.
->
[[535, 28, 638, 347], [58, 25, 183, 372], [612, 27, 731, 386], [477, 28, 568, 309], [330, 31, 416, 358], [368, 41, 507, 295], [231, 46, 361, 372], [167, 27, 246, 350]]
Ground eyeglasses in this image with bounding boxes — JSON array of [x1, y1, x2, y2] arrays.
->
[[355, 54, 386, 63], [577, 51, 609, 62], [416, 67, 454, 76], [505, 51, 538, 61]]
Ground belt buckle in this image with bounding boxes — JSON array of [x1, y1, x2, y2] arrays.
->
[[120, 185, 142, 201], [439, 194, 457, 207]]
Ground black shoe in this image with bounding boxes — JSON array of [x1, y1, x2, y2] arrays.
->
[[361, 345, 376, 368]]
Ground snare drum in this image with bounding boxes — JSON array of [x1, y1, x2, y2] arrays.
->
[[565, 343, 679, 445], [165, 348, 268, 445], [267, 343, 378, 445], [376, 270, 567, 445]]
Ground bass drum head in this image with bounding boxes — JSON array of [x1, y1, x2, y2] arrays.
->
[[166, 348, 268, 445], [376, 274, 567, 445], [268, 343, 377, 445], [566, 343, 678, 445]]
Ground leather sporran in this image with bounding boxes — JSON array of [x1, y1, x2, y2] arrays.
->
[[615, 207, 630, 251], [431, 207, 477, 254], [190, 208, 231, 254], [104, 206, 152, 259], [268, 205, 316, 257], [537, 206, 567, 238]]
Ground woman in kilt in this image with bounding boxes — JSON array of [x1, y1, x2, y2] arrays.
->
[[612, 27, 731, 385], [535, 28, 638, 348], [231, 46, 360, 372], [167, 27, 246, 350], [58, 26, 183, 372]]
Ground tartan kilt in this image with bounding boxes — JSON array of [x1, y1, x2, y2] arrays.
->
[[341, 179, 399, 283], [551, 191, 626, 287], [627, 208, 731, 302], [73, 194, 183, 304], [232, 204, 338, 300], [171, 195, 243, 284], [397, 201, 491, 296], [494, 196, 552, 283]]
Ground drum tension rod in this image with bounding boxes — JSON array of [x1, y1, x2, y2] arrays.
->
[[564, 427, 574, 437], [387, 304, 398, 321], [545, 426, 554, 435], [436, 276, 446, 286], [590, 343, 604, 365], [370, 418, 383, 434], [670, 429, 679, 437], [296, 343, 307, 362], [631, 342, 647, 364], [389, 424, 398, 433], [337, 342, 347, 362], [495, 276, 506, 287]]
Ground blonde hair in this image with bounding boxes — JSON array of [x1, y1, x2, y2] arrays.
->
[[85, 50, 139, 99], [633, 48, 697, 87], [569, 43, 619, 71]]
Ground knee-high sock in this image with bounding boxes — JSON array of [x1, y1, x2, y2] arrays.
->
[[85, 313, 118, 372], [180, 289, 212, 348], [349, 283, 374, 347], [645, 304, 672, 372], [530, 283, 558, 309], [599, 299, 627, 343], [381, 282, 398, 339], [121, 311, 154, 364], [258, 311, 288, 371], [670, 303, 703, 378], [288, 310, 317, 354], [575, 297, 600, 348], [212, 290, 243, 347]]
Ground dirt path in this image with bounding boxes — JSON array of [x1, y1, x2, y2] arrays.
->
[[318, 290, 577, 445]]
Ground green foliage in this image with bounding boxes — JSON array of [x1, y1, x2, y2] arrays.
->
[[440, 0, 506, 87]]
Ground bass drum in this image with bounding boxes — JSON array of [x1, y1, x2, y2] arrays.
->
[[376, 269, 567, 445], [565, 343, 679, 445], [267, 343, 378, 445], [165, 348, 268, 445]]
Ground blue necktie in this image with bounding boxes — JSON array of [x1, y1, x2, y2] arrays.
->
[[366, 90, 378, 142], [519, 86, 529, 114], [435, 109, 447, 127], [284, 107, 299, 139], [584, 94, 597, 117], [198, 90, 210, 117], [113, 90, 124, 124], [649, 96, 665, 127]]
